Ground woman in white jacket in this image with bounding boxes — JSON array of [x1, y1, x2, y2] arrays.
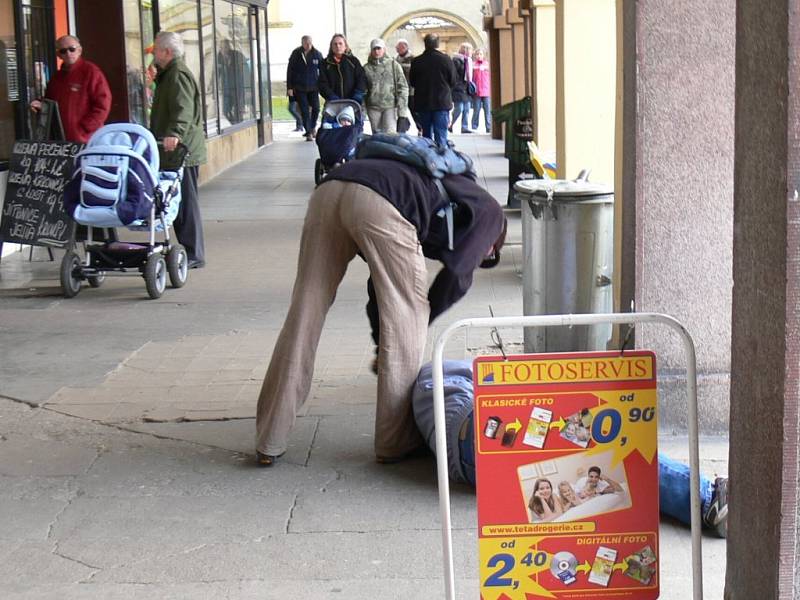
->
[[364, 38, 409, 133]]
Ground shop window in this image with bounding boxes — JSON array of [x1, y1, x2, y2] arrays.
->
[[123, 0, 155, 126], [214, 0, 254, 128], [158, 0, 201, 87], [200, 0, 217, 135]]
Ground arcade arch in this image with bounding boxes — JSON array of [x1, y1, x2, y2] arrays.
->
[[379, 10, 487, 56]]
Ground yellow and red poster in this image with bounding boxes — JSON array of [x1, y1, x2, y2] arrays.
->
[[473, 351, 659, 599]]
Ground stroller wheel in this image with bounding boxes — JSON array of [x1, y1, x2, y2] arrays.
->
[[314, 158, 325, 185], [167, 244, 188, 288], [60, 251, 83, 298], [144, 254, 167, 299], [87, 272, 106, 288]]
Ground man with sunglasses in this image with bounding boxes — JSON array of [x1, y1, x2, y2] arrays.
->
[[30, 35, 111, 144]]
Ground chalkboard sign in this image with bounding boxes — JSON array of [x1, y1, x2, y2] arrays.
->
[[0, 140, 82, 248]]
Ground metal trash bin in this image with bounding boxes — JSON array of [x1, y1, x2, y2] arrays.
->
[[514, 177, 614, 352]]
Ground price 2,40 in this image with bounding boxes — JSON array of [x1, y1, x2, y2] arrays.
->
[[484, 551, 547, 589]]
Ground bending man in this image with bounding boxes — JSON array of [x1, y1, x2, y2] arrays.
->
[[255, 159, 505, 466]]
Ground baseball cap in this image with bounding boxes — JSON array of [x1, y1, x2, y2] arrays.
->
[[370, 38, 386, 50]]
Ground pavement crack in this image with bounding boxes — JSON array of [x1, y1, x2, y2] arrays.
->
[[52, 541, 103, 580], [82, 444, 107, 476], [0, 393, 42, 408], [285, 493, 298, 534], [304, 417, 322, 467], [46, 489, 82, 541]]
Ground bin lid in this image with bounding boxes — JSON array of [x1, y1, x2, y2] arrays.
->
[[514, 179, 613, 203]]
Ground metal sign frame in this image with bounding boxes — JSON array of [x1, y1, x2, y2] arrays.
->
[[431, 312, 703, 600]]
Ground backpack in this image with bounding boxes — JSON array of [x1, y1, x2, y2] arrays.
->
[[355, 133, 476, 249], [355, 132, 475, 179]]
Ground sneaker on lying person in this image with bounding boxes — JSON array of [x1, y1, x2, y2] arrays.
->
[[703, 476, 728, 538]]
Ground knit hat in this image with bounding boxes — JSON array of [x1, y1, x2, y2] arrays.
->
[[337, 105, 355, 125]]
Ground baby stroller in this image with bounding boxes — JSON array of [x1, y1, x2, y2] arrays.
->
[[314, 99, 363, 184], [61, 123, 189, 299]]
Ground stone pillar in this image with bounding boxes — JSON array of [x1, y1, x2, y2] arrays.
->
[[530, 0, 556, 154], [504, 4, 528, 100], [484, 18, 503, 140], [727, 1, 800, 596], [554, 0, 616, 183], [621, 1, 734, 432], [516, 1, 532, 99], [493, 13, 515, 106]]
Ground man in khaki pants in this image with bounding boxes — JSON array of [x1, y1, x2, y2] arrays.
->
[[255, 158, 505, 466]]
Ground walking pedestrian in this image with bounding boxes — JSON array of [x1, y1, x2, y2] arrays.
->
[[409, 34, 458, 146], [287, 35, 324, 140], [395, 38, 420, 133], [364, 38, 409, 134], [471, 48, 492, 133], [318, 33, 367, 106], [450, 42, 474, 134]]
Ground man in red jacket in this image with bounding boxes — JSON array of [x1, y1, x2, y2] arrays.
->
[[30, 35, 111, 143]]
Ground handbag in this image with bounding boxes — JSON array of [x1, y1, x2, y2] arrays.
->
[[467, 80, 477, 96]]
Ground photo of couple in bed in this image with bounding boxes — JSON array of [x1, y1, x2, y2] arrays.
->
[[519, 450, 631, 523]]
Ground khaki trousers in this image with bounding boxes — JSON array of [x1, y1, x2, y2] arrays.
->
[[367, 107, 398, 133], [256, 181, 429, 458]]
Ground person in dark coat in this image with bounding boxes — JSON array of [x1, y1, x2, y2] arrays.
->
[[287, 35, 324, 140], [150, 31, 207, 268], [450, 42, 474, 134], [409, 33, 458, 146], [317, 33, 367, 112]]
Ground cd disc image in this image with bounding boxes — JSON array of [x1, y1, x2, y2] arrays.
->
[[551, 551, 578, 585]]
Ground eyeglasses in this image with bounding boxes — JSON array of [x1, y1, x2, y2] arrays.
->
[[57, 46, 79, 55]]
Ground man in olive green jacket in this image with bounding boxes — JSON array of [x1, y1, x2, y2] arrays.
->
[[150, 31, 207, 268]]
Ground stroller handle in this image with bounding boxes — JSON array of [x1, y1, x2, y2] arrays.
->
[[156, 139, 191, 167]]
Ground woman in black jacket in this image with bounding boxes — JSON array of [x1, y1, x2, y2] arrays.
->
[[317, 33, 367, 105]]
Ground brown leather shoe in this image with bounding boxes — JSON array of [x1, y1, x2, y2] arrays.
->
[[256, 450, 285, 467]]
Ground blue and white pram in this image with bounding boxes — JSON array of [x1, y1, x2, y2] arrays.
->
[[65, 123, 181, 229], [61, 123, 190, 299]]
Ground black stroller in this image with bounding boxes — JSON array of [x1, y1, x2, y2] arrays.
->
[[314, 99, 364, 184]]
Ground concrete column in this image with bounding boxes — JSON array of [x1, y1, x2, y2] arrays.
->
[[516, 2, 532, 99], [493, 14, 515, 106], [505, 6, 527, 100], [554, 0, 616, 183], [530, 0, 556, 153], [727, 1, 800, 597], [485, 19, 503, 140], [620, 1, 734, 432]]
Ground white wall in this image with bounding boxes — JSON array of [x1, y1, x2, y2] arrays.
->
[[268, 0, 345, 85]]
